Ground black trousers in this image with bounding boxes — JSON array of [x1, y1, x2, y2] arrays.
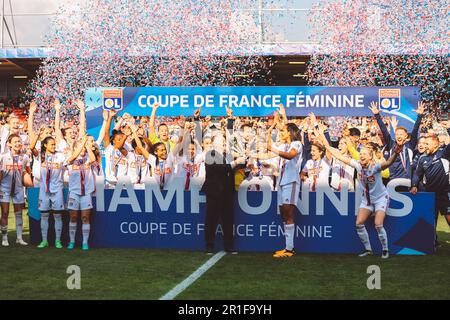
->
[[204, 194, 234, 251]]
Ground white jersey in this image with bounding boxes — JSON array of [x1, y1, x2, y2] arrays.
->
[[302, 158, 331, 191], [39, 152, 66, 193], [57, 140, 72, 185], [0, 152, 30, 194], [150, 153, 174, 189], [350, 159, 388, 203], [57, 139, 72, 155], [104, 144, 133, 184], [65, 154, 96, 196], [32, 140, 41, 181], [276, 141, 303, 186], [175, 154, 205, 189], [330, 157, 355, 191], [129, 153, 152, 184]]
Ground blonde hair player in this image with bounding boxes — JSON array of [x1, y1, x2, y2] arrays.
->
[[319, 129, 405, 259]]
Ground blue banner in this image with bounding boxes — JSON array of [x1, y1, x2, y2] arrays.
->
[[85, 86, 421, 136], [27, 185, 435, 255]]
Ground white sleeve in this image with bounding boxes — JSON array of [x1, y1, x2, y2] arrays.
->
[[291, 141, 302, 153], [349, 159, 361, 172], [146, 154, 156, 167]]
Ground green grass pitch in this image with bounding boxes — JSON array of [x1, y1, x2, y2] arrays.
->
[[1, 210, 449, 300]]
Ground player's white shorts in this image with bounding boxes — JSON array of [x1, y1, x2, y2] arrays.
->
[[277, 182, 300, 206], [67, 192, 93, 211], [38, 188, 65, 211], [360, 194, 390, 213], [0, 188, 25, 204]]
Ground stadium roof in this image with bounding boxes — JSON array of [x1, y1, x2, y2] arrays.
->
[[0, 0, 317, 51]]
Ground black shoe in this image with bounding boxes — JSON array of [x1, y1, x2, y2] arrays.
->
[[225, 250, 238, 255], [358, 250, 373, 257], [206, 247, 214, 255]]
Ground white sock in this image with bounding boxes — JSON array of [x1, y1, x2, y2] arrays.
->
[[1, 225, 7, 241], [376, 226, 389, 251], [285, 224, 295, 251], [40, 212, 49, 242], [53, 214, 63, 242], [356, 224, 372, 251], [82, 224, 90, 245], [69, 222, 77, 243], [15, 212, 23, 240]]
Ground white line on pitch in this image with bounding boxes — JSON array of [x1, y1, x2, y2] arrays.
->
[[159, 251, 226, 300]]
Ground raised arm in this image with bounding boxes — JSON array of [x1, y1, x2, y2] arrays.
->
[[149, 103, 159, 139], [77, 99, 86, 138], [324, 144, 353, 167], [30, 127, 44, 157], [278, 104, 288, 126], [370, 101, 394, 149], [313, 126, 332, 162], [103, 110, 114, 148], [172, 123, 189, 156], [409, 101, 425, 150], [95, 110, 109, 147], [314, 127, 351, 166], [130, 124, 151, 159], [54, 99, 64, 144], [27, 101, 37, 143]]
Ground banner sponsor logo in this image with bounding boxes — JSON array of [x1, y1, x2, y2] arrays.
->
[[103, 88, 123, 111], [379, 88, 401, 111]]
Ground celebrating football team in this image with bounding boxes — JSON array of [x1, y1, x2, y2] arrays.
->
[[0, 98, 449, 258]]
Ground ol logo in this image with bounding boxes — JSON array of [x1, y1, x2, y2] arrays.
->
[[103, 89, 123, 111], [379, 89, 401, 111]]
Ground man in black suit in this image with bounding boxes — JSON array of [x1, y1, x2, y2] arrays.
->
[[201, 133, 245, 254]]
